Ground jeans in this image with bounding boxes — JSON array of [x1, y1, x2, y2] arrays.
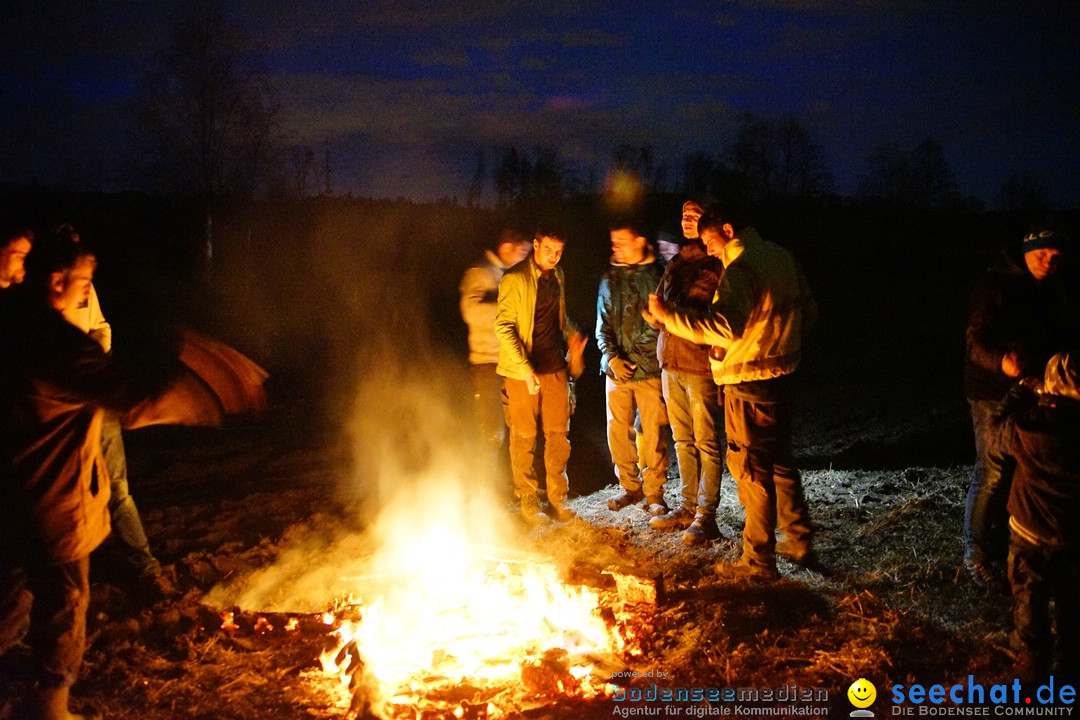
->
[[1008, 533, 1080, 684], [605, 376, 669, 498], [662, 369, 723, 514], [964, 400, 1016, 566], [101, 413, 159, 576], [724, 386, 812, 567], [503, 371, 572, 504]]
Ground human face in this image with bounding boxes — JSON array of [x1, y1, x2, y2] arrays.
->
[[51, 256, 96, 314], [1024, 247, 1062, 281], [532, 236, 564, 271], [0, 237, 32, 287], [497, 239, 530, 266], [700, 227, 727, 258], [610, 228, 647, 265], [681, 204, 703, 240]]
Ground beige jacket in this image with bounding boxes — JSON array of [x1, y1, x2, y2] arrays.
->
[[663, 228, 816, 386]]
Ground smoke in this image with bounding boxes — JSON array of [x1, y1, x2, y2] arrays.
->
[[202, 199, 535, 612]]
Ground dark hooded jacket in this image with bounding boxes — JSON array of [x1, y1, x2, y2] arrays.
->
[[963, 246, 1078, 402]]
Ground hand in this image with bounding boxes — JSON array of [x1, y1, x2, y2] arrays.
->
[[567, 333, 587, 379], [1001, 352, 1022, 378], [526, 372, 541, 394], [647, 294, 669, 326], [608, 357, 637, 382]]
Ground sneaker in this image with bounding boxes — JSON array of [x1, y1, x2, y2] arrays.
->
[[964, 560, 1006, 593], [607, 489, 644, 511], [644, 495, 670, 516], [649, 506, 696, 531], [520, 495, 551, 527], [715, 556, 780, 582], [681, 513, 722, 545]]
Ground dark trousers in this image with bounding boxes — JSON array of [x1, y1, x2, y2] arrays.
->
[[965, 399, 1016, 566], [723, 384, 812, 567], [470, 363, 507, 453], [1008, 533, 1080, 685], [0, 553, 90, 688]]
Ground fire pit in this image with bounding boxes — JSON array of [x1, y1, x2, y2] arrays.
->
[[316, 524, 632, 719]]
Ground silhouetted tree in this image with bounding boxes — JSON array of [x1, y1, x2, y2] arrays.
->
[[908, 137, 959, 209], [725, 112, 777, 203], [857, 137, 960, 209], [998, 172, 1050, 216], [132, 1, 281, 199], [774, 116, 834, 198], [678, 152, 718, 198]]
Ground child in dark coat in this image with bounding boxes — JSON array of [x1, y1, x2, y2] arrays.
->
[[1005, 352, 1080, 686]]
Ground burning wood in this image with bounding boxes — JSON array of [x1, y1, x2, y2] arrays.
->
[[316, 536, 635, 719]]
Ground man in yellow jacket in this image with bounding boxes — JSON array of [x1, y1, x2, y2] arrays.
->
[[495, 227, 586, 526], [648, 207, 818, 580]]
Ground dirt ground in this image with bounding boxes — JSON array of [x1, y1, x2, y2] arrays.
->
[[0, 368, 1022, 720]]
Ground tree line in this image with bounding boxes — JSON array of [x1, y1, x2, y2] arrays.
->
[[127, 2, 1053, 218]]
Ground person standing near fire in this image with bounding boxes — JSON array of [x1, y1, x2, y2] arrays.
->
[[647, 200, 726, 545], [963, 225, 1077, 591], [648, 207, 818, 580], [597, 220, 669, 516], [459, 229, 531, 458], [999, 351, 1080, 687], [0, 227, 33, 290], [495, 226, 586, 526], [55, 224, 173, 601]]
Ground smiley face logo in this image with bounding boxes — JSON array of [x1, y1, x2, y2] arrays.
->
[[848, 678, 876, 708]]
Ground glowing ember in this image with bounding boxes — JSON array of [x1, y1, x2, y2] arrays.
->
[[319, 523, 625, 718]]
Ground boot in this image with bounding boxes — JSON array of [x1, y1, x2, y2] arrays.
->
[[681, 512, 722, 545], [649, 506, 695, 531], [519, 494, 550, 527]]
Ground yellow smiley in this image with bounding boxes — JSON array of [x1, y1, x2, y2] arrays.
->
[[848, 678, 877, 708]]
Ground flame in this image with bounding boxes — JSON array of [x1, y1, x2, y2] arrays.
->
[[318, 472, 625, 717]]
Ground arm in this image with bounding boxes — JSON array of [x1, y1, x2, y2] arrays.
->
[[595, 275, 620, 373], [86, 285, 112, 353], [494, 272, 532, 374], [657, 263, 756, 347], [459, 265, 498, 331], [966, 277, 1017, 377]]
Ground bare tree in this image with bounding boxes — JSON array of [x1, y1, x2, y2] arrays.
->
[[857, 137, 959, 209], [132, 1, 280, 199], [775, 116, 834, 198]]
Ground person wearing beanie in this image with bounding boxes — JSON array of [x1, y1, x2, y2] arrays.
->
[[647, 200, 726, 545], [962, 225, 1079, 591]]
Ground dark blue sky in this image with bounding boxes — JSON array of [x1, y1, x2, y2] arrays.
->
[[3, 0, 1078, 205]]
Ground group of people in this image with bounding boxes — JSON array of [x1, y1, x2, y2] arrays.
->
[[461, 202, 1080, 683], [459, 201, 819, 582], [0, 227, 177, 720], [961, 225, 1079, 684]]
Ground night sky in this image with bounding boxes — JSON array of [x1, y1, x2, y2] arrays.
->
[[3, 0, 1078, 205]]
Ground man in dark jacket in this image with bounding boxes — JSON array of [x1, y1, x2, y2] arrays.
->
[[963, 226, 1077, 589], [597, 221, 668, 514], [1003, 352, 1080, 686]]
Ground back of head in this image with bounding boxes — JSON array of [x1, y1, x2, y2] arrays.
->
[[1043, 352, 1080, 401]]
